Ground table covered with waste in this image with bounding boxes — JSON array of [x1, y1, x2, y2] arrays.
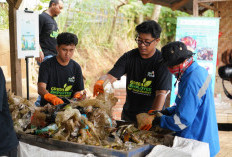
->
[[8, 92, 173, 157]]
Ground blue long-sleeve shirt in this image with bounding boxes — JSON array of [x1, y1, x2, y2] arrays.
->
[[158, 62, 220, 157]]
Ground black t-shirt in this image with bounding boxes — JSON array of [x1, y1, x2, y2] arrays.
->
[[39, 57, 84, 106], [39, 12, 58, 56], [0, 68, 18, 154], [109, 48, 172, 121]]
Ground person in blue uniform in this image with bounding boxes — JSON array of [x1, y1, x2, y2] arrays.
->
[[139, 41, 220, 157], [0, 67, 18, 157]]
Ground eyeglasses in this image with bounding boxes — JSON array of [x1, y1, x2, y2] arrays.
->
[[135, 38, 156, 46]]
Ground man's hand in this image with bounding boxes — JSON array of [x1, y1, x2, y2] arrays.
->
[[73, 90, 86, 100], [44, 93, 64, 106], [222, 49, 232, 65], [36, 49, 44, 63], [136, 113, 155, 131], [93, 80, 104, 97]]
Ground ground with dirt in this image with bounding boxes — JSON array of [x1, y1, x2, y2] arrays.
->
[[217, 131, 232, 157]]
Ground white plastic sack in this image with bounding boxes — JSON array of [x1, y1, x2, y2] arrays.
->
[[146, 136, 210, 157], [18, 142, 96, 157]]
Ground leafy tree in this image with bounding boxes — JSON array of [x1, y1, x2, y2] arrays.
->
[[0, 3, 9, 30], [158, 7, 190, 45]]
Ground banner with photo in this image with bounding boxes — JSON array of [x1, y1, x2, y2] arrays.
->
[[16, 10, 39, 59], [170, 17, 220, 106]]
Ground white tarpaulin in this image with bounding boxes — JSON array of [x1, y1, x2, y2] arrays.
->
[[146, 136, 210, 157], [18, 142, 97, 157]]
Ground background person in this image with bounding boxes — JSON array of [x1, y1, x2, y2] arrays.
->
[[0, 67, 18, 157], [138, 41, 220, 157], [36, 0, 64, 64], [93, 20, 172, 123], [38, 32, 85, 106]]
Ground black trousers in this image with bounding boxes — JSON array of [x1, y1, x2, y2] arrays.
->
[[0, 147, 17, 157]]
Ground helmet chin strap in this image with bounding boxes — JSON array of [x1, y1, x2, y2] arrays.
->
[[174, 67, 181, 87], [171, 57, 194, 87]]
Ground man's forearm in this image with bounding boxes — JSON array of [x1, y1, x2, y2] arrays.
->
[[151, 90, 169, 111], [38, 88, 49, 98], [99, 74, 117, 84], [38, 82, 49, 98]]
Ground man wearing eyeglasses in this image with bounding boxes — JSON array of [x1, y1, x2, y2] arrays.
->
[[93, 20, 172, 124]]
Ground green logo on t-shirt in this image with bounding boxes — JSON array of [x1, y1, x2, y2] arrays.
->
[[128, 78, 152, 95], [50, 84, 73, 97], [50, 30, 59, 38]]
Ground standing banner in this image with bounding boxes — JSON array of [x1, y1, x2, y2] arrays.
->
[[170, 17, 220, 106], [16, 10, 39, 59]]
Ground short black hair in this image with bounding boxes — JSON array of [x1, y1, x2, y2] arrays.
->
[[136, 20, 162, 39], [57, 32, 78, 46], [49, 0, 62, 7]]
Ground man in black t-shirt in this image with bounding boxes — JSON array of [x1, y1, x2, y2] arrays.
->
[[38, 32, 84, 106], [0, 68, 18, 157], [34, 1, 63, 106], [93, 20, 172, 123], [36, 0, 64, 64]]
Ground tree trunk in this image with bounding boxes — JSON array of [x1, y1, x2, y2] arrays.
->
[[151, 5, 161, 22], [108, 0, 128, 43], [135, 14, 144, 24]]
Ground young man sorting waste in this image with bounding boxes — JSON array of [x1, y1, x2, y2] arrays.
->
[[138, 41, 220, 157], [93, 20, 172, 123], [38, 32, 85, 106]]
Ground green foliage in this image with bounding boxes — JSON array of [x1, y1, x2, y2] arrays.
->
[[158, 8, 214, 45], [158, 7, 190, 45], [202, 10, 214, 17], [120, 0, 154, 22], [0, 3, 9, 30], [40, 0, 50, 3], [119, 0, 143, 19]]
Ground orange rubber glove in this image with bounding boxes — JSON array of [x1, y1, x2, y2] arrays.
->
[[148, 110, 155, 114], [44, 93, 64, 106], [73, 90, 86, 100], [136, 113, 155, 131], [93, 80, 104, 97]]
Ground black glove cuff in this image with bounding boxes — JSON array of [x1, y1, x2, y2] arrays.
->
[[152, 116, 161, 126], [161, 110, 172, 116]]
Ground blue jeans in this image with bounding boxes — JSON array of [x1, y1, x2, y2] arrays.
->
[[35, 55, 53, 106], [37, 55, 53, 66]]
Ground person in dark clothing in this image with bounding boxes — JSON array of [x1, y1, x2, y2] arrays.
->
[[35, 0, 64, 106], [36, 0, 64, 64], [38, 32, 85, 106], [93, 20, 172, 123], [0, 67, 19, 157]]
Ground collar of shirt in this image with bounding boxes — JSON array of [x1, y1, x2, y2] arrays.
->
[[180, 61, 199, 81]]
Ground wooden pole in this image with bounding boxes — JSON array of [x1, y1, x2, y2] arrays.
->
[[8, 0, 22, 96], [193, 0, 199, 16], [171, 0, 190, 11]]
